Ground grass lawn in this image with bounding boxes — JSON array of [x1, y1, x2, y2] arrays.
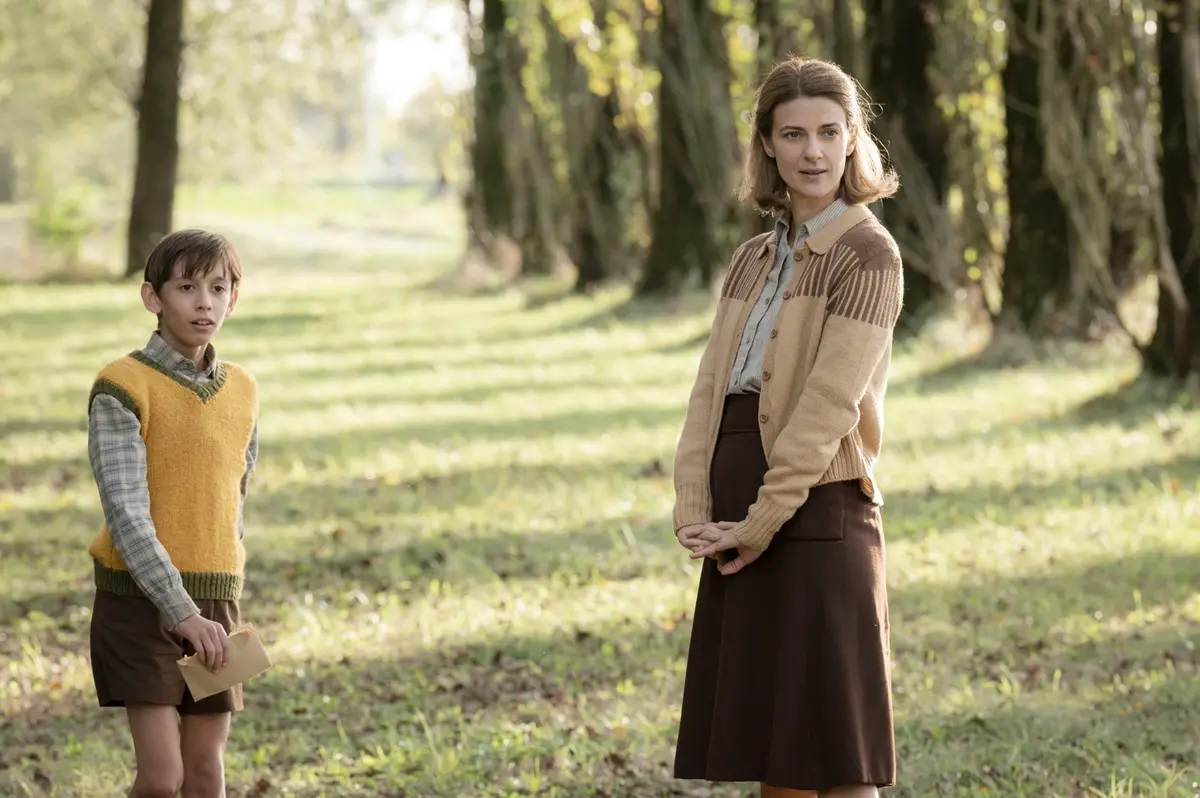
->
[[1, 187, 1198, 797]]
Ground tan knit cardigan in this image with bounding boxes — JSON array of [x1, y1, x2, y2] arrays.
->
[[672, 203, 904, 550]]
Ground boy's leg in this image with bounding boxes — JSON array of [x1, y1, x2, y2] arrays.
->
[[761, 785, 818, 798], [180, 712, 232, 798], [126, 704, 184, 798]]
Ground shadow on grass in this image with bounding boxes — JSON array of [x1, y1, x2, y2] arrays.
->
[[881, 452, 1200, 543], [240, 455, 673, 597], [890, 544, 1200, 677], [892, 658, 1199, 797], [264, 403, 683, 457], [0, 454, 90, 493], [889, 369, 1193, 461], [263, 369, 686, 413], [4, 568, 1197, 796], [0, 417, 86, 438]]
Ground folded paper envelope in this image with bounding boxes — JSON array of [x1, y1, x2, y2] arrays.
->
[[177, 625, 273, 701]]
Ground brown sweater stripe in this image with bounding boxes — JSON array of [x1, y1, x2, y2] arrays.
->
[[722, 233, 772, 300], [672, 204, 904, 549]]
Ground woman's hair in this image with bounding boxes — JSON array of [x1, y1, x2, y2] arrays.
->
[[738, 57, 899, 214]]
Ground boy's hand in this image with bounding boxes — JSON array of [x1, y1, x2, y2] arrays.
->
[[173, 614, 230, 672]]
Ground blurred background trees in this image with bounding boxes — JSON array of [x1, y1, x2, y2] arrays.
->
[[2, 0, 1199, 377]]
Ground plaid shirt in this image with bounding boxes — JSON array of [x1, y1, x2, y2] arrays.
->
[[88, 333, 258, 627]]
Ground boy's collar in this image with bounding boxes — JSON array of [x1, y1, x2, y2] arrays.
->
[[146, 331, 218, 375]]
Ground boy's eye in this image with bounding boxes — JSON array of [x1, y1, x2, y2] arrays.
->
[[214, 285, 226, 293], [179, 284, 193, 291]]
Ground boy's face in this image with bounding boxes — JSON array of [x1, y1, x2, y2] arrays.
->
[[141, 261, 238, 352]]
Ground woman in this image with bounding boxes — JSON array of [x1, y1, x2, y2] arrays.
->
[[672, 57, 903, 798]]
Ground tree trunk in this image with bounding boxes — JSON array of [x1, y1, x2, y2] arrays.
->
[[864, 0, 952, 330], [743, 0, 795, 241], [514, 104, 558, 276], [571, 91, 619, 291], [638, 0, 736, 295], [998, 0, 1072, 334], [503, 17, 559, 278], [544, 0, 622, 292], [755, 0, 795, 68], [1146, 0, 1200, 376], [832, 0, 859, 75], [0, 147, 14, 203], [468, 0, 515, 251], [126, 0, 185, 278]]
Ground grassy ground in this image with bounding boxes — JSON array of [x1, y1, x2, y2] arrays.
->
[[1, 188, 1198, 797]]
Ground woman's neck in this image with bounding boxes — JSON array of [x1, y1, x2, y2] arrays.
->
[[789, 192, 839, 229]]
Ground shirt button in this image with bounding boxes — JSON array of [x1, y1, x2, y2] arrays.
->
[[759, 413, 769, 424], [769, 329, 779, 339]]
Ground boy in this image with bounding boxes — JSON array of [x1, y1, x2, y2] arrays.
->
[[87, 229, 258, 798]]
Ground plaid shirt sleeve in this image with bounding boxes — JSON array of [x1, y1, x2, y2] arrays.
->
[[239, 423, 258, 539], [88, 394, 200, 628]]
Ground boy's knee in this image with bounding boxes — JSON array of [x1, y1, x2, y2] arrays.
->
[[134, 767, 184, 798], [181, 754, 224, 797]]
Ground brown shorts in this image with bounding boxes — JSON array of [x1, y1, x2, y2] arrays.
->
[[90, 590, 244, 714]]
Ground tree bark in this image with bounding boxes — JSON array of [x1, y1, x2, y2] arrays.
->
[[545, 0, 622, 292], [832, 0, 859, 75], [1146, 0, 1200, 375], [126, 0, 185, 278], [0, 147, 14, 203], [743, 0, 795, 241], [864, 0, 952, 329], [755, 0, 794, 68], [998, 0, 1073, 334], [468, 0, 515, 251], [638, 0, 735, 295]]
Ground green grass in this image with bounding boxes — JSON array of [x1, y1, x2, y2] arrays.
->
[[1, 188, 1199, 797]]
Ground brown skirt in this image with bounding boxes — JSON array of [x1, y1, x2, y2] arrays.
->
[[90, 590, 244, 714], [673, 393, 895, 791]]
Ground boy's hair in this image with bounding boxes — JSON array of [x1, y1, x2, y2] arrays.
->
[[143, 229, 243, 294]]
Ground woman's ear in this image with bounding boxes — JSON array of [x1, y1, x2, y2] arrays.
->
[[761, 132, 776, 159]]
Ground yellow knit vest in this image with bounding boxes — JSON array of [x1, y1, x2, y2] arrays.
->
[[88, 352, 257, 601]]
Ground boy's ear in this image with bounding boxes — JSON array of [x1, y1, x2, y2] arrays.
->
[[225, 286, 239, 316], [140, 282, 162, 315]]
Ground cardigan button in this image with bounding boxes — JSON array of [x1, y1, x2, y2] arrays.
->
[[769, 328, 778, 339], [763, 370, 772, 381], [782, 290, 792, 300], [759, 413, 769, 424]]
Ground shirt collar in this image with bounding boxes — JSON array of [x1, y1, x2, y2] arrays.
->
[[774, 197, 849, 247], [144, 331, 217, 378]]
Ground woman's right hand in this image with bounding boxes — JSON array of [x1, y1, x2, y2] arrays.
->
[[677, 521, 738, 557]]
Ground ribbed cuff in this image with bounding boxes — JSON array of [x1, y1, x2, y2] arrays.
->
[[734, 499, 797, 550], [673, 482, 712, 531]]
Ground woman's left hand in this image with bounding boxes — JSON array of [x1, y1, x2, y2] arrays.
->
[[689, 526, 764, 575]]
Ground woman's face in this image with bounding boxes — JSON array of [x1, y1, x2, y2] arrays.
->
[[762, 95, 852, 209]]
